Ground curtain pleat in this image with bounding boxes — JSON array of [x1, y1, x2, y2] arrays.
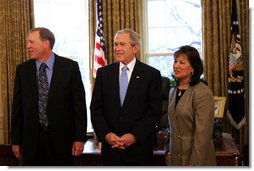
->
[[202, 0, 248, 157], [0, 0, 33, 143]]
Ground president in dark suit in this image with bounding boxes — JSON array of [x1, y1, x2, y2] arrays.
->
[[90, 29, 162, 166], [11, 27, 87, 166]]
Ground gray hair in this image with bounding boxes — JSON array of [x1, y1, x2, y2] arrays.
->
[[114, 28, 140, 47]]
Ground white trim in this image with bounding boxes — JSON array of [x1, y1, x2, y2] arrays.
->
[[227, 110, 246, 129]]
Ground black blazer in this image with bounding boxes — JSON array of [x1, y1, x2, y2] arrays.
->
[[11, 54, 87, 160], [90, 60, 162, 163]]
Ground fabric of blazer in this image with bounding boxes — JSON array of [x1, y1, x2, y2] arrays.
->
[[90, 60, 162, 163], [167, 82, 216, 166], [11, 54, 87, 160]]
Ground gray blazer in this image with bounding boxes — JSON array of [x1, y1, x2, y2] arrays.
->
[[167, 82, 216, 166]]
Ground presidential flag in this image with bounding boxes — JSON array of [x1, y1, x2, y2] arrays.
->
[[227, 0, 245, 129], [93, 0, 107, 78]]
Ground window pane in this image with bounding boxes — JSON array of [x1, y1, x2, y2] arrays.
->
[[34, 0, 92, 132], [147, 0, 202, 53], [148, 1, 167, 28], [147, 56, 174, 79], [146, 0, 202, 79], [148, 28, 168, 53]]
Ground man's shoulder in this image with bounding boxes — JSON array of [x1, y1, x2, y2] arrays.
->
[[55, 55, 76, 64], [98, 62, 118, 71], [191, 82, 213, 97], [17, 59, 35, 69], [54, 55, 80, 70], [136, 60, 160, 74], [97, 60, 160, 74]]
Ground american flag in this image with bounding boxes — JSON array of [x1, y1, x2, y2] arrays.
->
[[93, 0, 107, 78], [227, 0, 245, 129]]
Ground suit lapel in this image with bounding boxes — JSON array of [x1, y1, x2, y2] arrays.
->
[[47, 55, 60, 105], [169, 89, 182, 133], [110, 63, 122, 107], [30, 60, 39, 106]]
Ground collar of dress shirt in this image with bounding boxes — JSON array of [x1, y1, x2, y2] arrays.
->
[[36, 53, 55, 71], [119, 57, 136, 74]]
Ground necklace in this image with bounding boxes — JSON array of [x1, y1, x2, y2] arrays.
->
[[178, 89, 182, 96], [177, 87, 187, 96]]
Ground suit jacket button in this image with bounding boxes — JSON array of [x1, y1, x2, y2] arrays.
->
[[176, 135, 181, 139]]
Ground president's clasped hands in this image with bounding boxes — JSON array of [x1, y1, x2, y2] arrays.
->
[[105, 132, 136, 149]]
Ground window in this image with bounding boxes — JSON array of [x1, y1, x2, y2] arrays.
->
[[34, 0, 93, 132], [143, 0, 202, 80]]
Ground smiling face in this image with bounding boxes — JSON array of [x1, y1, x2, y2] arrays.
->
[[26, 31, 51, 62], [114, 32, 139, 65], [173, 53, 194, 82]]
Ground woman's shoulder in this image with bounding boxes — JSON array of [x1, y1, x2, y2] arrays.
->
[[191, 82, 213, 96]]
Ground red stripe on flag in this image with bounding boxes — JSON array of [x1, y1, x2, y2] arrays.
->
[[93, 0, 107, 78], [229, 62, 234, 70], [96, 42, 101, 50], [95, 55, 106, 66]]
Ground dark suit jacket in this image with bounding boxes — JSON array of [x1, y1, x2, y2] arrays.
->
[[11, 54, 87, 160], [90, 60, 162, 163]]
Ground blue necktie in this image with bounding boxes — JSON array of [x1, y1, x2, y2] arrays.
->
[[120, 66, 128, 105], [38, 63, 49, 128]]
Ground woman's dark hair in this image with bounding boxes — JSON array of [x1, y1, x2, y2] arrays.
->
[[172, 45, 203, 86]]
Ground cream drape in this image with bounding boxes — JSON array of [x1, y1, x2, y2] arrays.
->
[[0, 0, 34, 143], [202, 0, 231, 96]]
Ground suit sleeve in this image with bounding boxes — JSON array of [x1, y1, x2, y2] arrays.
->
[[131, 70, 162, 144], [11, 65, 23, 145], [90, 68, 111, 141], [71, 62, 87, 142], [190, 88, 215, 165]]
